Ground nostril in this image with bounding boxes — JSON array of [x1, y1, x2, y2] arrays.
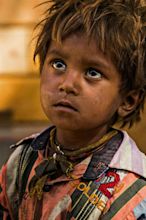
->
[[58, 84, 78, 95], [59, 86, 64, 92]]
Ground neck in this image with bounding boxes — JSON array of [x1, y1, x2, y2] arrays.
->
[[55, 126, 111, 150]]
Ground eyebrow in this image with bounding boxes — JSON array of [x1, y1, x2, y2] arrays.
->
[[47, 48, 111, 70], [47, 49, 68, 59]]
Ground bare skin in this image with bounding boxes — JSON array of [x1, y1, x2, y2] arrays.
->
[[40, 33, 126, 150]]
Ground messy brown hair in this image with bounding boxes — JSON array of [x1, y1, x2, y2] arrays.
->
[[34, 0, 146, 127]]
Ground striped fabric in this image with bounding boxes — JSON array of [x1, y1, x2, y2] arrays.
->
[[109, 131, 146, 178], [0, 129, 146, 220], [102, 174, 146, 219], [101, 131, 146, 219]]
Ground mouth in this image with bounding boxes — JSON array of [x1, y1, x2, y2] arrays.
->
[[53, 101, 78, 112]]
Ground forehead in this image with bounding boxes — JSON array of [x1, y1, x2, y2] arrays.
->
[[48, 33, 115, 68]]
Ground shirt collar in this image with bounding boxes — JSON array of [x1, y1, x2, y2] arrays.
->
[[30, 126, 123, 180], [31, 127, 146, 179], [31, 126, 54, 150], [109, 131, 146, 178], [83, 131, 123, 180]]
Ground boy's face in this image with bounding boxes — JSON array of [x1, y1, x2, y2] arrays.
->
[[40, 33, 123, 134]]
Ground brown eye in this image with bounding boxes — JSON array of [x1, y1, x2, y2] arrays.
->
[[51, 59, 66, 71]]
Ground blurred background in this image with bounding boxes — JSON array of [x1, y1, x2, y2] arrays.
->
[[0, 0, 49, 166], [0, 0, 146, 167]]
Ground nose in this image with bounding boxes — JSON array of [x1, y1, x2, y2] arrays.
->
[[58, 70, 80, 95]]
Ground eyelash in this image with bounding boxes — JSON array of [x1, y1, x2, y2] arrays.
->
[[50, 59, 103, 80]]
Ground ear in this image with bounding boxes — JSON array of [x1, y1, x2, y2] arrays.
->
[[117, 90, 141, 118]]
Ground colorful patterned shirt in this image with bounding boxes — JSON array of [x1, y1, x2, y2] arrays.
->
[[0, 127, 146, 220]]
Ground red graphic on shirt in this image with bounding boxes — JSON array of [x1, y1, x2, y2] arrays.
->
[[98, 171, 120, 198]]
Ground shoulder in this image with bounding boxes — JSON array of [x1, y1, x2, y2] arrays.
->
[[4, 134, 36, 170], [8, 133, 38, 162], [1, 133, 39, 195], [3, 133, 39, 186], [110, 130, 146, 179], [6, 125, 53, 169], [10, 133, 39, 149], [0, 134, 39, 219]]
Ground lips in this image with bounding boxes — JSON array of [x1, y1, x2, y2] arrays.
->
[[53, 100, 78, 112]]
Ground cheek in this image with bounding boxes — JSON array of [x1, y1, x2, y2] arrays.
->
[[40, 79, 51, 110], [40, 78, 47, 100], [41, 68, 60, 94], [40, 72, 54, 99], [40, 87, 53, 119], [40, 88, 48, 113], [90, 89, 121, 114], [87, 89, 105, 106]]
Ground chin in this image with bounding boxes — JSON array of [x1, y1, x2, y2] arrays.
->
[[52, 120, 80, 131]]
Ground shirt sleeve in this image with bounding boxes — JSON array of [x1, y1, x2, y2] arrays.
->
[[0, 164, 12, 220]]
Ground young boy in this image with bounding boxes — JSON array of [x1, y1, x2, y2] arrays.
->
[[0, 0, 146, 219]]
